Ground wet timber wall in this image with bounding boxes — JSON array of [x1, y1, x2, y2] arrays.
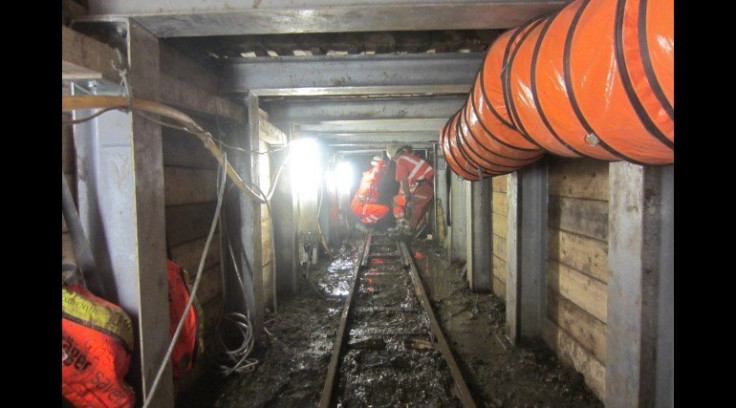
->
[[162, 122, 225, 394], [544, 157, 608, 401], [490, 175, 509, 300], [486, 157, 608, 402]]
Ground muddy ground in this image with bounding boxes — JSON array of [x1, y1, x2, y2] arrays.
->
[[178, 235, 603, 408]]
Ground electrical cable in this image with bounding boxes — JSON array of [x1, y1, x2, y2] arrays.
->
[[62, 95, 268, 204], [212, 186, 259, 377], [142, 152, 228, 408]]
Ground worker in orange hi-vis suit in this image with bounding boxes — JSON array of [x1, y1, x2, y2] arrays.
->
[[386, 144, 434, 236], [350, 155, 392, 230]]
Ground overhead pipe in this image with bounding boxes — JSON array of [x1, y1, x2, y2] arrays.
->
[[441, 0, 673, 179]]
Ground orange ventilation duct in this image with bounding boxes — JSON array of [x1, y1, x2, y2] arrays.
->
[[441, 0, 673, 180]]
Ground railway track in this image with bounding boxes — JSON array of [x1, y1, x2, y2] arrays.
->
[[319, 231, 477, 407]]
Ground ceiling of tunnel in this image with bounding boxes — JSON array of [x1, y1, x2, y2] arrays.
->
[[78, 0, 569, 155]]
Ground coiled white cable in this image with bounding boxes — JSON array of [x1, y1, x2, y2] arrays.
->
[[142, 153, 228, 408]]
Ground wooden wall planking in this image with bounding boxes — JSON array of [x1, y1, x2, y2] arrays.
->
[[492, 276, 506, 299], [165, 202, 218, 247], [492, 175, 508, 192], [545, 157, 609, 405], [162, 121, 229, 395], [185, 265, 223, 306], [546, 290, 607, 363], [492, 255, 507, 284], [491, 212, 507, 239], [492, 255, 506, 300], [544, 318, 606, 402], [162, 130, 219, 170], [547, 260, 607, 324], [169, 234, 221, 276], [548, 228, 608, 284], [548, 196, 608, 241], [164, 167, 219, 206], [491, 174, 509, 298], [548, 158, 609, 201], [492, 236, 506, 262], [491, 191, 508, 215]]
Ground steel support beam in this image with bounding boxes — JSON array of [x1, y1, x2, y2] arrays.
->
[[72, 19, 173, 407], [263, 96, 466, 123], [87, 1, 566, 37], [310, 133, 439, 144], [223, 53, 483, 95], [518, 160, 548, 339], [296, 118, 449, 134], [606, 163, 674, 408], [466, 178, 492, 292]]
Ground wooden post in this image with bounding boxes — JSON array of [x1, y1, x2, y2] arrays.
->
[[505, 171, 520, 342], [245, 92, 265, 341], [607, 162, 674, 408]]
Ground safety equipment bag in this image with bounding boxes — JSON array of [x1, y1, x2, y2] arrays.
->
[[167, 259, 199, 378], [62, 283, 136, 408]]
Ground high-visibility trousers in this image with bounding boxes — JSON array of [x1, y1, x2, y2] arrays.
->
[[351, 201, 390, 225], [393, 183, 433, 229]]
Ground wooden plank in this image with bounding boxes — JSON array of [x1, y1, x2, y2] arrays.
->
[[165, 201, 218, 247], [548, 228, 608, 284], [160, 43, 219, 94], [260, 117, 286, 145], [492, 174, 508, 193], [184, 264, 222, 306], [162, 129, 219, 170], [164, 167, 219, 206], [548, 156, 609, 201], [492, 234, 506, 262], [492, 254, 507, 283], [547, 290, 607, 363], [161, 73, 246, 124], [62, 25, 119, 81], [547, 260, 607, 323], [548, 196, 608, 241], [491, 212, 507, 239], [543, 319, 606, 402], [200, 295, 224, 335], [491, 191, 508, 216], [492, 275, 506, 300], [169, 233, 221, 275]]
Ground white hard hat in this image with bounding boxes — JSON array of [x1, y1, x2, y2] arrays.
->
[[386, 144, 409, 159]]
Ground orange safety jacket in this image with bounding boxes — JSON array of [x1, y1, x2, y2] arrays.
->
[[350, 160, 390, 224], [394, 152, 434, 194]]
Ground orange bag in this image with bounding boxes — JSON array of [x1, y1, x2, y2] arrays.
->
[[167, 259, 198, 378], [62, 284, 135, 408]]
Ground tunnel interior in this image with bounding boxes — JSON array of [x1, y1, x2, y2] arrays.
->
[[62, 1, 674, 407]]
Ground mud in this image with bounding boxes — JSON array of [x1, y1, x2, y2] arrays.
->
[[177, 236, 604, 408]]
